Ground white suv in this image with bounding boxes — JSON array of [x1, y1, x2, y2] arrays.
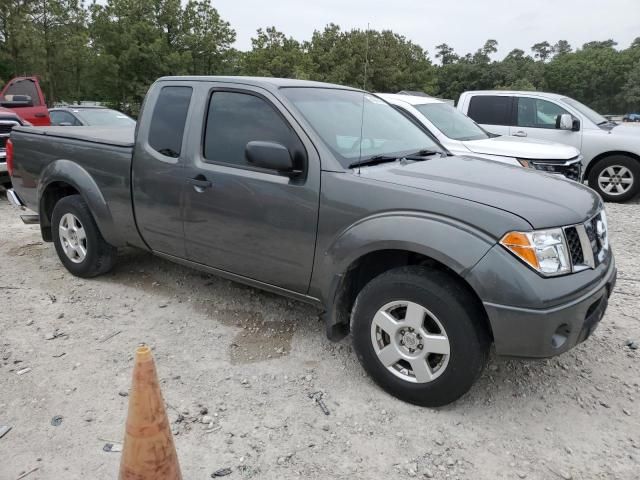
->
[[458, 90, 640, 202], [379, 93, 583, 181]]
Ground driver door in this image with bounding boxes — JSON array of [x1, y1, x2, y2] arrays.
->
[[181, 85, 321, 294], [509, 97, 582, 150]]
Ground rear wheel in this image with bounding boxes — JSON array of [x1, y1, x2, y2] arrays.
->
[[588, 155, 640, 203], [351, 266, 490, 407], [51, 195, 117, 277]]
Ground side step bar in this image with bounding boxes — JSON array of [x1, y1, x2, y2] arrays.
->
[[20, 214, 39, 224]]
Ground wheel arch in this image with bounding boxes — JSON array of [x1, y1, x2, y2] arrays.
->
[[584, 150, 640, 180], [316, 213, 497, 341], [38, 160, 118, 245], [323, 248, 494, 343]]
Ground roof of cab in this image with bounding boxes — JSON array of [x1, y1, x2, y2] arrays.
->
[[156, 76, 362, 92], [462, 90, 566, 100]]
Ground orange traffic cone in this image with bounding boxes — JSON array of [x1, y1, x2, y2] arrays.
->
[[119, 345, 182, 480]]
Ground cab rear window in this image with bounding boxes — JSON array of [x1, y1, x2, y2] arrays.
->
[[467, 96, 513, 126]]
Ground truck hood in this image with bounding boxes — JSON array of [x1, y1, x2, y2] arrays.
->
[[360, 155, 601, 229], [462, 136, 579, 160], [610, 124, 640, 139]]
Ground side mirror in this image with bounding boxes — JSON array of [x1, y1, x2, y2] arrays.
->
[[556, 113, 573, 130], [571, 118, 581, 131], [245, 141, 295, 174]]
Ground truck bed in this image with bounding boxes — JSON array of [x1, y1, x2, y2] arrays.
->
[[12, 125, 135, 147]]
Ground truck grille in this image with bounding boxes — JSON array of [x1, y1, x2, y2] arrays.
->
[[563, 211, 608, 271], [565, 227, 584, 265], [0, 120, 19, 149]]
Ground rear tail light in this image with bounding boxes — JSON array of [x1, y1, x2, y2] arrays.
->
[[6, 138, 14, 176]]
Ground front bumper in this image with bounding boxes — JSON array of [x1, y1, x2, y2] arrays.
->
[[483, 258, 616, 358]]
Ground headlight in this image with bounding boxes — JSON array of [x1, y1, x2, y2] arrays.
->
[[517, 159, 534, 169], [500, 229, 571, 276], [517, 159, 560, 173]]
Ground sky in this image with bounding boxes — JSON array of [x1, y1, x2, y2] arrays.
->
[[212, 0, 640, 60]]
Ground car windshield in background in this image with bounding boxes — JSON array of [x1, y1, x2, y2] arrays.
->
[[281, 88, 442, 168], [74, 108, 135, 126], [561, 97, 608, 126], [414, 102, 489, 141]]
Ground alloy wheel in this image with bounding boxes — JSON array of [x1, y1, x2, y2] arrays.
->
[[598, 165, 634, 196], [59, 213, 87, 263], [370, 300, 450, 383]]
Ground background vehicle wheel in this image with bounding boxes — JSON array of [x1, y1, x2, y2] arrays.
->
[[51, 194, 117, 277], [588, 155, 640, 202], [351, 266, 490, 407]]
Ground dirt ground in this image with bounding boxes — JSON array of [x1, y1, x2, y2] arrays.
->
[[0, 193, 638, 480]]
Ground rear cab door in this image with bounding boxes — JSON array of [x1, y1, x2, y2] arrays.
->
[[132, 81, 194, 258], [509, 95, 582, 150], [0, 77, 50, 125], [465, 94, 513, 136], [180, 81, 321, 294]]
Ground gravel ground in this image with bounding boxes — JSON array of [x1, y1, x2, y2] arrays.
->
[[0, 193, 639, 480]]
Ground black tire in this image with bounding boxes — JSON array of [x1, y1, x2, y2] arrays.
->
[[51, 194, 117, 277], [587, 155, 640, 203], [351, 266, 490, 407]]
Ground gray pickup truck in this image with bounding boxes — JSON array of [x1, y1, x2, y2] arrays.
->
[[7, 76, 617, 407]]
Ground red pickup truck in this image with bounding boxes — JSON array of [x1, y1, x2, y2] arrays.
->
[[0, 77, 50, 126]]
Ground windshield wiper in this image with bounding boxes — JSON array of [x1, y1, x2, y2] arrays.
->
[[348, 149, 445, 169], [348, 155, 401, 169], [403, 149, 446, 159]]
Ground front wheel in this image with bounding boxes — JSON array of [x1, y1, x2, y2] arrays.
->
[[51, 195, 117, 277], [587, 155, 640, 203], [351, 266, 490, 407]]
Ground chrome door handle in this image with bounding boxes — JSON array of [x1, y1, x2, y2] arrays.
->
[[513, 131, 527, 137], [187, 176, 212, 192]]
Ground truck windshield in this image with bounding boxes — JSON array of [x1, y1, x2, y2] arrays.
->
[[281, 88, 443, 168], [414, 103, 489, 141], [561, 97, 608, 126]]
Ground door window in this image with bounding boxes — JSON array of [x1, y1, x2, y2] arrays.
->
[[517, 97, 569, 129], [50, 111, 80, 126], [467, 96, 512, 125], [148, 86, 192, 158], [204, 91, 304, 170]]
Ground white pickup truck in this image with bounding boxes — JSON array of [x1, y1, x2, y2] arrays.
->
[[379, 93, 583, 182], [458, 91, 640, 202]]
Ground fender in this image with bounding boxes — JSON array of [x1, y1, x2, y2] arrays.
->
[[38, 159, 122, 246], [312, 211, 498, 338]]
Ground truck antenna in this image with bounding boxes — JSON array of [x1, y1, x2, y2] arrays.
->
[[363, 23, 370, 90]]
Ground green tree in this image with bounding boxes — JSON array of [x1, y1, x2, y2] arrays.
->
[[582, 39, 617, 49], [472, 39, 498, 64], [553, 40, 572, 57], [621, 61, 640, 109], [531, 41, 553, 61], [242, 27, 309, 78], [435, 43, 458, 65], [181, 0, 236, 75]]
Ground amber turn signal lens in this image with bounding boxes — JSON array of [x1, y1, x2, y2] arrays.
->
[[500, 232, 540, 270]]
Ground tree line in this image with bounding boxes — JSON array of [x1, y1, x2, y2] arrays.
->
[[1, 0, 639, 116]]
